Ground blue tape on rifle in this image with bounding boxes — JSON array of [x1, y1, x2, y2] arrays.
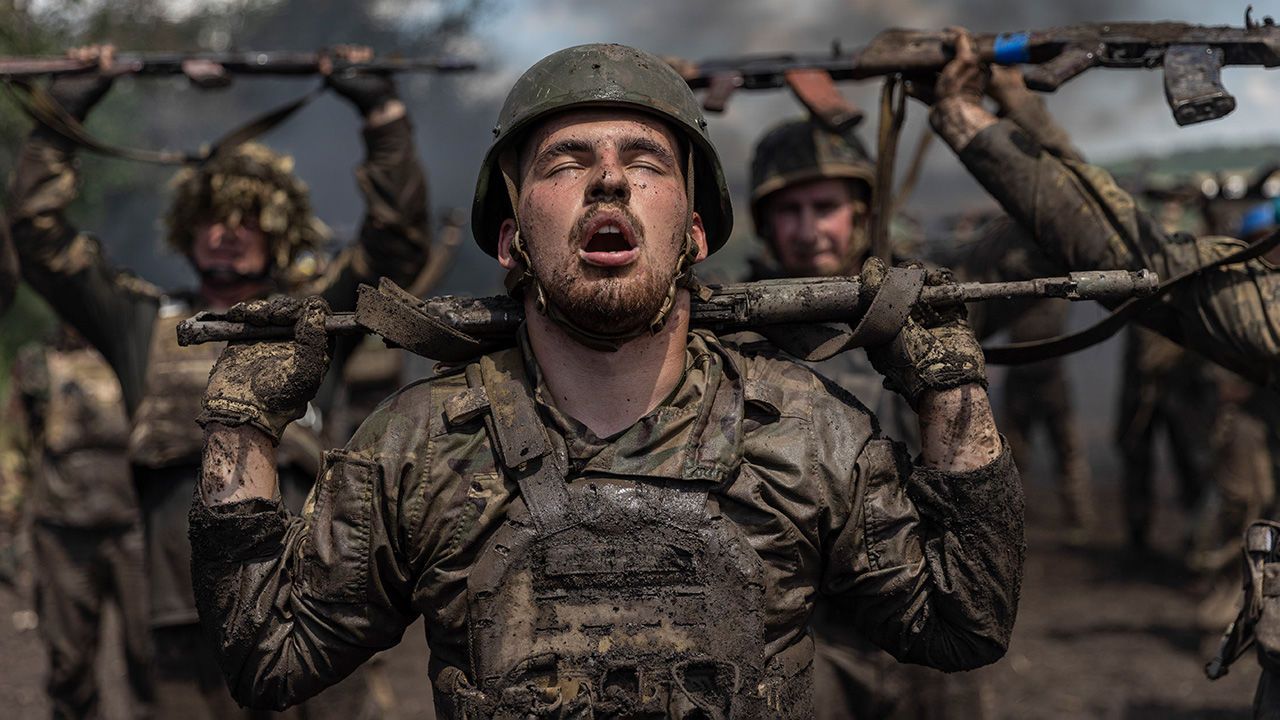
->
[[993, 32, 1031, 65], [1238, 199, 1280, 238]]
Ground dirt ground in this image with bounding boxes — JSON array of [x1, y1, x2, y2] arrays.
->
[[0, 478, 1262, 719]]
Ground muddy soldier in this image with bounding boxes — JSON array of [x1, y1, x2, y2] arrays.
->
[[189, 43, 1023, 718], [919, 32, 1280, 389], [745, 118, 996, 719], [6, 326, 153, 719], [6, 45, 430, 717]]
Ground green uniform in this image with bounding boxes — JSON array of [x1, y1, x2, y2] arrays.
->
[[8, 340, 153, 719], [955, 119, 1280, 390], [7, 118, 430, 718], [188, 329, 1023, 718]]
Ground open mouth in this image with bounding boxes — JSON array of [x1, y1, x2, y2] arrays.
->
[[579, 214, 640, 268]]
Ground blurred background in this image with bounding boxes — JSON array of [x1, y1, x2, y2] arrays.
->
[[0, 0, 1276, 717]]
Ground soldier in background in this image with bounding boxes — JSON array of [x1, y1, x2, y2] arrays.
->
[[7, 44, 430, 717], [746, 118, 993, 720], [6, 325, 154, 719]]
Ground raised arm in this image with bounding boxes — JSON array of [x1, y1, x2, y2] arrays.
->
[[191, 296, 415, 707], [309, 45, 432, 310], [5, 46, 157, 405], [925, 32, 1280, 388]]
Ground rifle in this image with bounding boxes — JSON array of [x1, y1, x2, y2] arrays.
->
[[668, 11, 1280, 126], [0, 49, 478, 165], [0, 51, 476, 82], [176, 269, 1159, 364]]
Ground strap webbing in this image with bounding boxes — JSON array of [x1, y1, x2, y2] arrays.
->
[[3, 78, 324, 165], [984, 229, 1280, 364]]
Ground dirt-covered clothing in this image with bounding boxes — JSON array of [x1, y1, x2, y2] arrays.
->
[[957, 119, 1280, 389], [1001, 299, 1093, 531], [7, 118, 429, 623], [7, 117, 430, 419], [8, 343, 138, 528], [31, 522, 153, 719], [189, 329, 1023, 716]]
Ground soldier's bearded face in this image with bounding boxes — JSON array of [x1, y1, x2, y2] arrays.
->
[[764, 178, 868, 276], [500, 110, 704, 335], [191, 217, 271, 282]]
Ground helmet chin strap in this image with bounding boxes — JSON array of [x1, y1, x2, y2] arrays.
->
[[498, 145, 702, 353]]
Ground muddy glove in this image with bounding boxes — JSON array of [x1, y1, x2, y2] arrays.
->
[[324, 45, 398, 117], [862, 257, 987, 408], [198, 296, 332, 443]]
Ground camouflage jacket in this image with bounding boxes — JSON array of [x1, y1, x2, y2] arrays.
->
[[6, 117, 431, 420], [957, 119, 1280, 389], [189, 329, 1024, 714], [6, 342, 137, 527]]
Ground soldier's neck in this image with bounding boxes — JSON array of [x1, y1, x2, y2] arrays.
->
[[525, 292, 691, 439]]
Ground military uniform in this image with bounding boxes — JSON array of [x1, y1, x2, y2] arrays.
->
[[1000, 299, 1094, 534], [8, 338, 153, 719], [954, 119, 1280, 390], [1116, 327, 1216, 548], [8, 106, 429, 717], [190, 329, 1022, 718]]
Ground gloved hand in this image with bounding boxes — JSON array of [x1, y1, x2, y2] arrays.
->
[[48, 44, 117, 121], [862, 257, 987, 408], [323, 44, 398, 117], [198, 295, 332, 443]]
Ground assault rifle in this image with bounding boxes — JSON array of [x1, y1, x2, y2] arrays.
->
[[0, 51, 477, 84], [176, 269, 1159, 364], [668, 12, 1280, 126]]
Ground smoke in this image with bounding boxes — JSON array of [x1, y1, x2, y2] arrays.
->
[[23, 0, 1277, 293]]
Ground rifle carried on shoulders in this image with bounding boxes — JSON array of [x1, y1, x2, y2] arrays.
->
[[668, 11, 1280, 126], [176, 269, 1160, 365]]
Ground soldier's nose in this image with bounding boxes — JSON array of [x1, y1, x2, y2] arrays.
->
[[586, 164, 631, 205]]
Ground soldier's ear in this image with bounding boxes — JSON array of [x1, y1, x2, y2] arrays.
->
[[497, 219, 519, 270], [690, 212, 708, 264]]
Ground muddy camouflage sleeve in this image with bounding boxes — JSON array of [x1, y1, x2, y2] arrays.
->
[[957, 119, 1280, 388], [6, 135, 159, 409], [312, 116, 432, 312], [188, 441, 417, 709], [820, 395, 1024, 671]]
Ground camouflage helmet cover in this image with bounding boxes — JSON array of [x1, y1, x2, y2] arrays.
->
[[164, 142, 329, 273], [471, 43, 733, 257], [749, 118, 875, 233]]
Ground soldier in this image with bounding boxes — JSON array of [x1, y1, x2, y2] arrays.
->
[[746, 117, 992, 719], [6, 44, 430, 717], [6, 326, 153, 719], [918, 31, 1280, 389], [188, 43, 1023, 718]]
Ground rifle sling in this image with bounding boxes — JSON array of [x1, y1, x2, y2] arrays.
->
[[3, 78, 324, 165], [983, 229, 1280, 365]]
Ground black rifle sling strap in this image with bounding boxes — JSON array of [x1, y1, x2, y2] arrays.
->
[[984, 229, 1280, 364], [3, 77, 324, 165]]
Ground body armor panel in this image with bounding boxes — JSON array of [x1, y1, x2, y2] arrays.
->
[[448, 351, 813, 718], [44, 347, 130, 455], [127, 299, 222, 468]]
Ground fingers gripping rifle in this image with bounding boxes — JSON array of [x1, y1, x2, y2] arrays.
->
[[669, 12, 1280, 126], [176, 270, 1159, 364]]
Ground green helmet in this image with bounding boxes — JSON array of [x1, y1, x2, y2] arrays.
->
[[749, 118, 875, 234], [471, 43, 733, 258]]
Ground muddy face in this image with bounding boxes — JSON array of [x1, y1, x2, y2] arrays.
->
[[762, 177, 868, 277], [499, 109, 704, 335]]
